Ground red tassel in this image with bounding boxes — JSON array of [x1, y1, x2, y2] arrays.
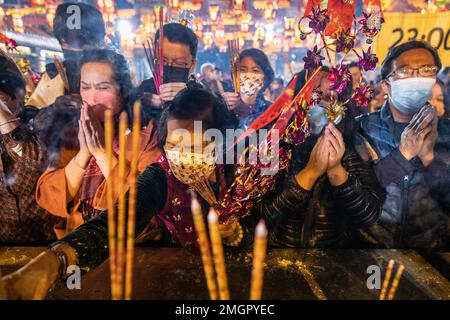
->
[[363, 0, 384, 20], [304, 0, 325, 16]]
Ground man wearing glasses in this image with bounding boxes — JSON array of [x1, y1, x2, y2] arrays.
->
[[356, 40, 450, 250], [138, 23, 199, 125]]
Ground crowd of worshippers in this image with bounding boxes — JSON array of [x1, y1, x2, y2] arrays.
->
[[0, 2, 449, 293]]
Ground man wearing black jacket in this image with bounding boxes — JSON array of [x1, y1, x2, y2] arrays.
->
[[356, 41, 450, 250], [137, 23, 199, 125], [257, 69, 385, 248]]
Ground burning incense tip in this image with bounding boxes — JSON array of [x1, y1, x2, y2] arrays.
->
[[208, 208, 218, 224], [255, 220, 268, 237], [190, 193, 201, 215]]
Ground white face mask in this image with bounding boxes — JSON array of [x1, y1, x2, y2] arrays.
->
[[389, 77, 436, 114], [239, 72, 264, 99]]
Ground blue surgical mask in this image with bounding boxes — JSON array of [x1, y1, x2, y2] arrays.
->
[[308, 103, 329, 135], [388, 77, 435, 114]]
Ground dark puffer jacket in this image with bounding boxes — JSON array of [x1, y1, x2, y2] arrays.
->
[[256, 135, 386, 248], [355, 103, 450, 249]]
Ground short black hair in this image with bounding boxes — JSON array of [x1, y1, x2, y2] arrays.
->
[[53, 2, 105, 48], [81, 49, 136, 123], [155, 23, 198, 58], [0, 56, 25, 100], [157, 85, 238, 148], [381, 40, 442, 80], [239, 48, 275, 90]]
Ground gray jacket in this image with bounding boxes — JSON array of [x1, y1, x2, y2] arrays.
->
[[356, 103, 450, 249]]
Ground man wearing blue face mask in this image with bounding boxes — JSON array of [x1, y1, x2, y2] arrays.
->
[[356, 40, 450, 250]]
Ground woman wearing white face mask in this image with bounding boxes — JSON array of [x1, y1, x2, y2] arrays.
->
[[1, 86, 261, 299], [223, 48, 274, 129]]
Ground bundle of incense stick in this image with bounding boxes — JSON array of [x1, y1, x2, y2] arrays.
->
[[379, 259, 405, 300], [143, 39, 162, 95], [106, 102, 141, 300], [250, 220, 268, 300], [53, 56, 70, 91], [192, 179, 218, 206], [191, 202, 269, 300], [227, 39, 240, 93], [143, 7, 164, 95], [158, 6, 164, 86]]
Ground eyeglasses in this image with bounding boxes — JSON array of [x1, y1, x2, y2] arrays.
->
[[162, 58, 193, 69], [388, 65, 438, 79]]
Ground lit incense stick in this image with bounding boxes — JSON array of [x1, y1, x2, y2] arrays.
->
[[379, 259, 394, 300], [227, 39, 240, 93], [0, 268, 7, 300], [208, 208, 230, 300], [53, 56, 70, 91], [250, 220, 267, 300], [115, 112, 128, 299], [191, 192, 219, 300], [125, 102, 141, 300], [158, 6, 164, 85], [387, 264, 405, 300], [105, 109, 118, 300]]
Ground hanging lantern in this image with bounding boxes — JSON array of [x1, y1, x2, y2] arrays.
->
[[234, 0, 246, 12], [241, 21, 250, 32], [180, 0, 203, 11], [209, 5, 220, 21], [215, 28, 225, 39], [283, 37, 291, 52], [169, 0, 181, 9], [45, 3, 57, 28], [273, 34, 283, 50], [277, 0, 292, 8], [10, 9, 24, 33], [97, 0, 116, 23], [253, 1, 267, 10], [264, 8, 276, 20], [141, 13, 157, 36], [204, 32, 214, 49], [255, 25, 265, 40], [32, 0, 46, 7], [193, 17, 203, 32], [284, 17, 296, 31], [219, 45, 227, 53]]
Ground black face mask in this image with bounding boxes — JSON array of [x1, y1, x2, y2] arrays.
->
[[163, 65, 190, 84]]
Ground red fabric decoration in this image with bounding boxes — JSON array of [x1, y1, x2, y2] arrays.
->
[[324, 0, 356, 36]]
